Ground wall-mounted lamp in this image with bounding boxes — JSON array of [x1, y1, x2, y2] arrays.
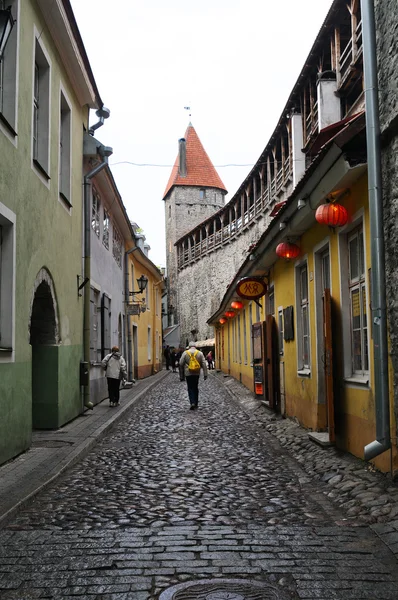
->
[[0, 7, 14, 58], [297, 198, 307, 210], [279, 221, 287, 231], [129, 274, 148, 296]]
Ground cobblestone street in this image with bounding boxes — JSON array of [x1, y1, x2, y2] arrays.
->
[[1, 373, 398, 599]]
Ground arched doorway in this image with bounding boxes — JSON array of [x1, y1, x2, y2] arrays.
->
[[29, 268, 60, 429]]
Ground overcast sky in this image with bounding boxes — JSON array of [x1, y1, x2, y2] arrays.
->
[[70, 0, 333, 268]]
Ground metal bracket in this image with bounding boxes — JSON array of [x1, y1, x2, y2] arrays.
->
[[77, 275, 89, 297]]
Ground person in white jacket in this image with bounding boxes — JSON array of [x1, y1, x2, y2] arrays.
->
[[101, 346, 127, 407]]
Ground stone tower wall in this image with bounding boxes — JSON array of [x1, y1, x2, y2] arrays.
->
[[165, 185, 226, 325]]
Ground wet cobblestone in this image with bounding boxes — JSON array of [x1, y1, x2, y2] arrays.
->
[[0, 373, 397, 599]]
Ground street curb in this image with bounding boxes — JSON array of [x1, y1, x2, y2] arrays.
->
[[0, 370, 169, 528]]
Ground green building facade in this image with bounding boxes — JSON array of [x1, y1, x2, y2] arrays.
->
[[0, 0, 104, 465]]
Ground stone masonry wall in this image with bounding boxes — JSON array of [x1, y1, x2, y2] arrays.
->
[[177, 215, 269, 346], [165, 185, 225, 327], [375, 0, 398, 431]]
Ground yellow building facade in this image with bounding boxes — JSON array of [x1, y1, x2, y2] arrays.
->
[[211, 160, 397, 476], [126, 245, 164, 380]]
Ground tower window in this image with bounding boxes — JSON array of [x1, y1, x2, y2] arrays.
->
[[199, 189, 206, 199]]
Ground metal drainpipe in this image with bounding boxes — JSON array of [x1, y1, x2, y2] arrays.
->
[[361, 0, 391, 460], [83, 149, 112, 409], [124, 246, 139, 381]]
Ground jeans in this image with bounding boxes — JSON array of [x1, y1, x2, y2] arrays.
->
[[186, 375, 200, 406], [107, 377, 120, 404]]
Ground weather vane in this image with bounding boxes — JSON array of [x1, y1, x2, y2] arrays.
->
[[184, 105, 192, 118]]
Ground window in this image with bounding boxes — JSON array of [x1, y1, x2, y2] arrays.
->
[[90, 287, 100, 363], [243, 309, 247, 365], [321, 250, 330, 290], [168, 205, 171, 218], [92, 188, 100, 237], [0, 203, 15, 356], [267, 286, 275, 316], [145, 279, 150, 310], [278, 307, 284, 355], [199, 188, 206, 199], [112, 226, 122, 268], [103, 209, 109, 249], [238, 314, 242, 364], [33, 36, 50, 176], [155, 330, 159, 360], [59, 90, 71, 204], [348, 228, 368, 375], [147, 326, 152, 360], [296, 263, 310, 371], [0, 0, 18, 134], [255, 301, 261, 323], [249, 301, 253, 363], [101, 294, 111, 358]]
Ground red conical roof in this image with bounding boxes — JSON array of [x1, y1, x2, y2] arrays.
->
[[163, 124, 227, 199]]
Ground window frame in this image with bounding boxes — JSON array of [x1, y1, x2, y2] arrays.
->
[[295, 259, 311, 374], [91, 187, 100, 237], [112, 224, 122, 268], [32, 33, 51, 180], [0, 202, 15, 360], [0, 0, 18, 138], [339, 212, 370, 385], [103, 208, 110, 249], [59, 87, 72, 207]]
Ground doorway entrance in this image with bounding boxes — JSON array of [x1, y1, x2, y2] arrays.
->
[[29, 269, 59, 429]]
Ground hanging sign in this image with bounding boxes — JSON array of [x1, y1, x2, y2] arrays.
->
[[236, 277, 267, 300], [127, 304, 141, 316]]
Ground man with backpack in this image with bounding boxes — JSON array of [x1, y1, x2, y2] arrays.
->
[[179, 341, 208, 410]]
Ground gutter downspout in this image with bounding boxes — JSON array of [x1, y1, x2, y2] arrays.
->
[[361, 0, 391, 460], [124, 246, 140, 381], [83, 146, 113, 409]]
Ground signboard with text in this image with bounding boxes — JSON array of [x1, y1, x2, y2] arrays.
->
[[236, 277, 267, 300]]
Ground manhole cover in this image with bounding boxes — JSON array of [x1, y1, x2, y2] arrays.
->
[[159, 579, 290, 600]]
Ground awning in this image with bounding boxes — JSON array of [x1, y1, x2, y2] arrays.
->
[[195, 338, 215, 348]]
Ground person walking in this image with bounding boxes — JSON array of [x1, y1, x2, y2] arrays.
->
[[170, 348, 177, 372], [206, 350, 214, 370], [179, 341, 208, 410], [101, 346, 127, 407], [164, 345, 171, 370]]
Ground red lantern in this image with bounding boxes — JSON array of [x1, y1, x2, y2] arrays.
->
[[315, 203, 348, 227], [276, 242, 300, 260], [219, 317, 227, 324], [231, 300, 243, 310], [225, 311, 236, 318]]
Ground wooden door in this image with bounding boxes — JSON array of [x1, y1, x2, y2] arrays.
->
[[266, 314, 280, 410], [323, 289, 335, 442], [252, 321, 266, 398]]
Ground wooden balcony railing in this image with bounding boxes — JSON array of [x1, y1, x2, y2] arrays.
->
[[339, 19, 363, 87], [177, 150, 293, 269]]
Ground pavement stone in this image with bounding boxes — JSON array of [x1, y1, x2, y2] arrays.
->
[[0, 370, 397, 598]]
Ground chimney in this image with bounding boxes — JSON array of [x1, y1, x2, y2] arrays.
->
[[178, 138, 187, 177]]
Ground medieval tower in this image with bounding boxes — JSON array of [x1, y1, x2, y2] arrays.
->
[[163, 123, 227, 344]]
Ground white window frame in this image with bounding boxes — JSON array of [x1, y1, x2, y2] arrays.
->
[[0, 202, 15, 362], [103, 208, 110, 249], [249, 301, 253, 364], [59, 87, 71, 207], [267, 285, 275, 316], [278, 306, 284, 355], [238, 314, 242, 364], [295, 259, 311, 374], [243, 308, 247, 365], [145, 279, 150, 311], [0, 0, 18, 140], [92, 188, 100, 237], [32, 31, 51, 180], [147, 326, 152, 361], [112, 225, 122, 268], [339, 211, 370, 385], [155, 329, 159, 360]]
